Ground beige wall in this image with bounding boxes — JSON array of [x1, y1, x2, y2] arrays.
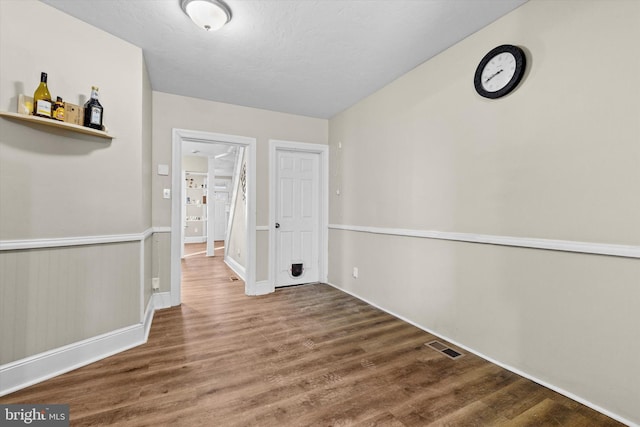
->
[[328, 0, 640, 424], [141, 53, 153, 309], [152, 91, 328, 282], [141, 59, 153, 231], [330, 1, 639, 243], [0, 1, 152, 364], [0, 1, 147, 238], [182, 155, 208, 173]]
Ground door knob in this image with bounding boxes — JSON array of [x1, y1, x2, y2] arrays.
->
[[275, 223, 280, 229]]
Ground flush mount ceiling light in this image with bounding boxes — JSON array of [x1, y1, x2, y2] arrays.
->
[[181, 0, 232, 31]]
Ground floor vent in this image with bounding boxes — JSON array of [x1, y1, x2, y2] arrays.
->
[[425, 340, 464, 360]]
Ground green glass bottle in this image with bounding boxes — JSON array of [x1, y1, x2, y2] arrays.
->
[[33, 72, 52, 118]]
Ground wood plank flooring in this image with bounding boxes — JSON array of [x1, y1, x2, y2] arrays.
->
[[1, 243, 623, 426]]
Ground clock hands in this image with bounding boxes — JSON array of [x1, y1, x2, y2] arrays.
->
[[484, 69, 504, 84], [475, 45, 526, 98]]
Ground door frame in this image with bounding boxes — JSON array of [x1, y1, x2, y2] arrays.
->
[[171, 128, 257, 305], [268, 139, 328, 288]]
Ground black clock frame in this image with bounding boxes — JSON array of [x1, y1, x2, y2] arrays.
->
[[474, 44, 526, 99]]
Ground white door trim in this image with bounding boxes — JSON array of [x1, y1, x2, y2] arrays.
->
[[206, 157, 216, 256], [171, 129, 257, 305], [269, 139, 328, 289]]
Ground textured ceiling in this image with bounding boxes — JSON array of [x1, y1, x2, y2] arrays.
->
[[41, 0, 528, 119]]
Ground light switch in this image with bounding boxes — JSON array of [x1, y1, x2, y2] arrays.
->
[[157, 164, 169, 176], [163, 188, 171, 199]]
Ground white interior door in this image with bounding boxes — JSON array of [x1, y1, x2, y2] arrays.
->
[[275, 150, 320, 286]]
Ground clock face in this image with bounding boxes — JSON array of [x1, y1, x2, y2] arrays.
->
[[480, 52, 516, 92], [474, 45, 526, 99]]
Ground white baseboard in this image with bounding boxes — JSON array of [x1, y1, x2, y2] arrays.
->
[[224, 256, 246, 281], [184, 236, 206, 244], [0, 298, 160, 397], [152, 292, 172, 310], [143, 296, 155, 341], [325, 282, 637, 427], [223, 259, 273, 296], [0, 326, 145, 397], [247, 280, 274, 296]]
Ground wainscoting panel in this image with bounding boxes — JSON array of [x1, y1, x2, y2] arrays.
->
[[143, 235, 153, 313], [152, 232, 171, 294], [327, 227, 640, 426], [0, 241, 141, 365]]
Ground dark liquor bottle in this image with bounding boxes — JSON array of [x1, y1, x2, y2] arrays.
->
[[52, 96, 65, 121], [33, 72, 52, 118], [83, 86, 103, 130]]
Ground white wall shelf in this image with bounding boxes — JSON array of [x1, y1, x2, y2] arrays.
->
[[0, 111, 113, 140], [184, 171, 208, 240]]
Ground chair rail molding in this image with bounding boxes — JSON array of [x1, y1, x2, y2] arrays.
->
[[0, 227, 170, 251], [328, 224, 640, 259]]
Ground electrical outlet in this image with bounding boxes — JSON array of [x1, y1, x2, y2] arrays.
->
[[163, 188, 171, 199], [152, 277, 160, 290], [352, 267, 359, 279]]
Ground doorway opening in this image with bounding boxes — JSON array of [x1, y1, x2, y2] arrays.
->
[[171, 129, 257, 305], [180, 143, 242, 260]]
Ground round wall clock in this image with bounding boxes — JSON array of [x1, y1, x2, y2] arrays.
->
[[474, 44, 526, 99]]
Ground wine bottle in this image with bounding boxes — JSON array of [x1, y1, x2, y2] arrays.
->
[[33, 72, 52, 118], [83, 86, 103, 130]]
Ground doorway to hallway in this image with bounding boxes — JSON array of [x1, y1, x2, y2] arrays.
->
[[171, 129, 257, 305]]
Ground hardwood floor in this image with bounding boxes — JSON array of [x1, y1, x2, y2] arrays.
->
[[1, 243, 623, 426]]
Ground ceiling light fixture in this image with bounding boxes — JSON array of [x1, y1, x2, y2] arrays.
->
[[181, 0, 232, 31]]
